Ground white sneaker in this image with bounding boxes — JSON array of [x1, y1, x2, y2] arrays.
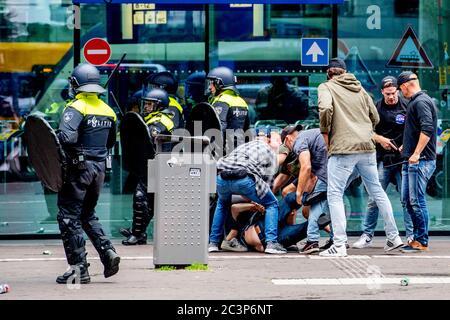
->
[[352, 233, 373, 249], [384, 236, 403, 252], [208, 242, 219, 253], [319, 244, 347, 257]]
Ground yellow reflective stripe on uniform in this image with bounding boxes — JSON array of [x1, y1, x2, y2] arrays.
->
[[211, 90, 248, 109], [144, 111, 160, 123], [145, 112, 175, 132], [169, 96, 183, 113], [67, 93, 117, 121]]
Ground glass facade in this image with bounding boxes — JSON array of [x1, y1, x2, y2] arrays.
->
[[0, 0, 449, 237]]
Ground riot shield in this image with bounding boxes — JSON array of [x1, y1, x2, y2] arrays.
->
[[185, 102, 221, 137], [120, 111, 155, 177], [185, 102, 222, 158], [24, 115, 66, 192]]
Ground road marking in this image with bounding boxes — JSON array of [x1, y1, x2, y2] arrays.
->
[[272, 277, 450, 285], [210, 254, 307, 259], [3, 254, 450, 263], [309, 255, 371, 259], [0, 255, 307, 263], [372, 255, 450, 259]]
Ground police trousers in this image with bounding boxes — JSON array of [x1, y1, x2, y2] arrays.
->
[[131, 179, 154, 236], [57, 160, 114, 265]]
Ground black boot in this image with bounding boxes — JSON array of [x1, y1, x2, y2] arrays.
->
[[56, 262, 90, 284], [122, 233, 147, 246], [101, 249, 121, 278], [119, 227, 132, 238]]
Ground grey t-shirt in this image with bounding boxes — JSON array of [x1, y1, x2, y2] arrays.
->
[[292, 128, 328, 183]]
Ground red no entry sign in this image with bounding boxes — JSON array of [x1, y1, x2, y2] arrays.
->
[[83, 38, 111, 66]]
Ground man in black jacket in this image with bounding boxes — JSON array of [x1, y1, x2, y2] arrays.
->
[[353, 76, 413, 249], [397, 71, 437, 253]]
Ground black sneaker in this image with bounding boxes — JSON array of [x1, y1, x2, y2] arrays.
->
[[56, 263, 90, 284], [300, 241, 320, 254], [122, 233, 147, 246], [101, 249, 121, 278], [320, 239, 333, 250]]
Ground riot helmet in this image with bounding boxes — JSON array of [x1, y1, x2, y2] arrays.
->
[[141, 88, 169, 118], [128, 89, 143, 113], [147, 71, 179, 95], [68, 63, 106, 94], [205, 66, 237, 96], [184, 71, 207, 109]]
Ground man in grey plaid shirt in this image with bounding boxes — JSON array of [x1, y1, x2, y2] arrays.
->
[[209, 128, 287, 254]]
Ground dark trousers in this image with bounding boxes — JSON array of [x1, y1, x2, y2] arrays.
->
[[57, 161, 113, 265], [131, 179, 154, 236]]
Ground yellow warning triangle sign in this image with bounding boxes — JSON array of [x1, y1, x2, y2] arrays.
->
[[386, 26, 433, 69]]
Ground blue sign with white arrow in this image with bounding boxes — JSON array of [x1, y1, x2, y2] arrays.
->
[[301, 38, 329, 66]]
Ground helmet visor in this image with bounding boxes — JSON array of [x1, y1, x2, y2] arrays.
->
[[204, 78, 218, 96]]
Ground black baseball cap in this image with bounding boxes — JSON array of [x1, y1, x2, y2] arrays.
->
[[397, 71, 417, 86], [281, 124, 303, 143], [381, 76, 397, 89], [327, 58, 347, 70]]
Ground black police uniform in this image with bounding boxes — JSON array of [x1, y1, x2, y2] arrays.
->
[[210, 89, 249, 154], [121, 90, 175, 245], [147, 71, 185, 129], [206, 67, 250, 154], [210, 89, 249, 132], [56, 91, 119, 283]]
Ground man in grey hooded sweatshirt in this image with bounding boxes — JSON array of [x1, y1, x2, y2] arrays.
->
[[318, 58, 403, 257]]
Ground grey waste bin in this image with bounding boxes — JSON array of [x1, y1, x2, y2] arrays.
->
[[148, 135, 216, 267]]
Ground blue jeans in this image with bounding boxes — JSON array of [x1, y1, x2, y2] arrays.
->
[[210, 175, 279, 244], [328, 153, 399, 247], [363, 161, 414, 238], [259, 192, 307, 247], [225, 190, 307, 248], [304, 179, 329, 242], [401, 160, 436, 246]]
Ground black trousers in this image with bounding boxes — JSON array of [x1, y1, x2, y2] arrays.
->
[[131, 179, 154, 236], [57, 161, 114, 265]]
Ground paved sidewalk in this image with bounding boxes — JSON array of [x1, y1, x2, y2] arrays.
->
[[1, 237, 450, 300]]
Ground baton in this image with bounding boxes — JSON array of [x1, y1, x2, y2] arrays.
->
[[384, 156, 425, 168], [103, 53, 127, 89], [109, 90, 124, 117]]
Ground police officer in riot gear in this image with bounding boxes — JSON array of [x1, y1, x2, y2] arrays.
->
[[120, 88, 175, 245], [205, 66, 249, 153], [184, 71, 207, 115], [147, 71, 184, 129], [56, 63, 120, 284]]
